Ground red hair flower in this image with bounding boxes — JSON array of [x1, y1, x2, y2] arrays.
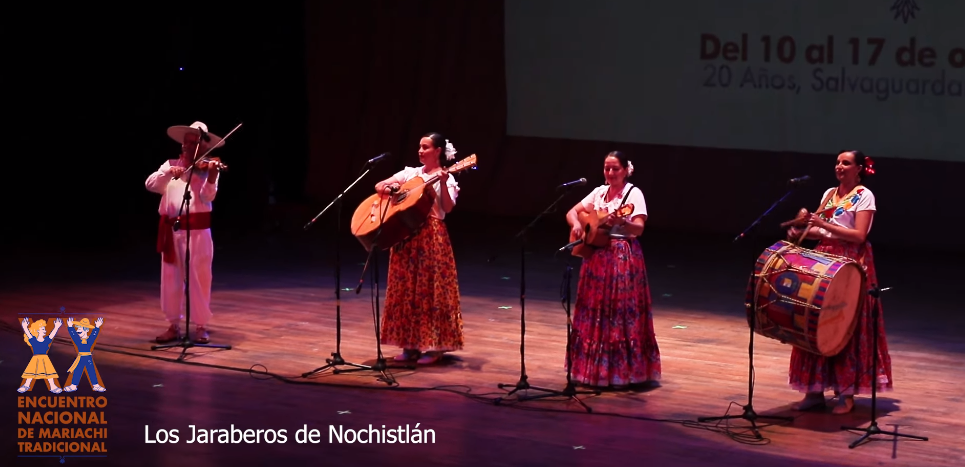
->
[[863, 156, 875, 175]]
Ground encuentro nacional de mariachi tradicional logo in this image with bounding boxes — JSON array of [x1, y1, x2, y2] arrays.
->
[[16, 316, 109, 460]]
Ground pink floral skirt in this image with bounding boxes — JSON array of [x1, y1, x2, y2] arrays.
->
[[788, 239, 893, 394], [568, 238, 661, 387]]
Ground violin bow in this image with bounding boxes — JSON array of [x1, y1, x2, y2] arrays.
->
[[183, 122, 243, 174]]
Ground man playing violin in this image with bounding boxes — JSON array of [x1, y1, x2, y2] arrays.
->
[[145, 121, 226, 344]]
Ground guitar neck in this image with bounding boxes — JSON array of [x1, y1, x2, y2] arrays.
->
[[417, 155, 476, 188], [422, 171, 458, 186]]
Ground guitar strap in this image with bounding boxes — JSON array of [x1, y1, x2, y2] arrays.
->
[[618, 183, 637, 209], [609, 184, 639, 239]]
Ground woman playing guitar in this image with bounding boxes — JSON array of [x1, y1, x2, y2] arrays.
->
[[564, 151, 661, 389], [373, 133, 464, 365]]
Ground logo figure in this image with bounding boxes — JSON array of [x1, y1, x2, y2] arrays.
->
[[891, 0, 920, 23], [18, 318, 64, 394], [64, 317, 106, 393]]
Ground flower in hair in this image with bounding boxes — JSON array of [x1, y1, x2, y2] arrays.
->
[[445, 139, 457, 160], [627, 160, 635, 176], [863, 156, 875, 175]]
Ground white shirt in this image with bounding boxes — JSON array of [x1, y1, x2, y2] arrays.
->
[[818, 186, 875, 238], [579, 183, 648, 237], [145, 160, 219, 217], [386, 166, 459, 220]]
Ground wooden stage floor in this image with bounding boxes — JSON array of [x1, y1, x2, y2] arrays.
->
[[2, 224, 963, 466]]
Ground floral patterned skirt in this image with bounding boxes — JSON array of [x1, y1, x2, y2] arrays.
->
[[788, 239, 893, 394], [568, 237, 661, 387], [380, 217, 464, 352]]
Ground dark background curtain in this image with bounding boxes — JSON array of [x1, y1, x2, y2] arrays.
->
[[5, 0, 961, 256], [303, 0, 507, 222], [303, 0, 963, 252]]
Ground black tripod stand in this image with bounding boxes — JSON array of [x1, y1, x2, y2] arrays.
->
[[342, 203, 407, 385], [522, 254, 600, 411], [696, 298, 794, 437], [301, 159, 384, 377], [152, 124, 242, 360], [496, 186, 582, 403], [696, 185, 799, 437], [841, 286, 928, 448]]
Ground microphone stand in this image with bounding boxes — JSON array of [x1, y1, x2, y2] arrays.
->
[[696, 185, 798, 438], [340, 185, 414, 385], [841, 286, 928, 448], [301, 161, 380, 378], [732, 185, 797, 243], [151, 123, 242, 360], [496, 186, 580, 403], [521, 251, 600, 411]]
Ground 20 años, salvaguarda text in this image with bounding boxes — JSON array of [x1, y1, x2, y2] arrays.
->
[[17, 396, 108, 454]]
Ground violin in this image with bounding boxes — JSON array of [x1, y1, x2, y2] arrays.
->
[[195, 157, 228, 172], [170, 122, 243, 180]]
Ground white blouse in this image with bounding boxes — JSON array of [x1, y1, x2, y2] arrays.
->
[[385, 166, 460, 220], [579, 183, 648, 236], [817, 186, 876, 238]]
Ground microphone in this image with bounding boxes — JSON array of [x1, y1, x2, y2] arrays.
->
[[199, 128, 210, 143], [788, 175, 810, 186], [557, 178, 587, 190], [558, 239, 583, 251], [367, 152, 390, 165]]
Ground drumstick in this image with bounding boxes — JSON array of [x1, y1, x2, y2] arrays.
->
[[780, 218, 808, 228], [793, 190, 836, 246], [780, 206, 836, 228]]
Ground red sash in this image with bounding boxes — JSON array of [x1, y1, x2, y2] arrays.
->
[[156, 212, 212, 264]]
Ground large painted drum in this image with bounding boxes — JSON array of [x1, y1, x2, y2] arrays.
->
[[746, 240, 866, 356]]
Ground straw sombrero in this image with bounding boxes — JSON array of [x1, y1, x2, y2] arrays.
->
[[166, 121, 224, 149]]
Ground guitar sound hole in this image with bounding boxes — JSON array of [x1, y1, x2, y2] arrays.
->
[[395, 192, 409, 203]]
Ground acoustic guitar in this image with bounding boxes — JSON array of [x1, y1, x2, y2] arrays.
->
[[351, 154, 478, 252], [569, 203, 635, 259]]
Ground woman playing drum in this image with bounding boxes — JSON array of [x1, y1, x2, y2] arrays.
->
[[786, 150, 892, 414]]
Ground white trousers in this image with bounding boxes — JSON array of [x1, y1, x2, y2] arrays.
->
[[160, 229, 214, 327]]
